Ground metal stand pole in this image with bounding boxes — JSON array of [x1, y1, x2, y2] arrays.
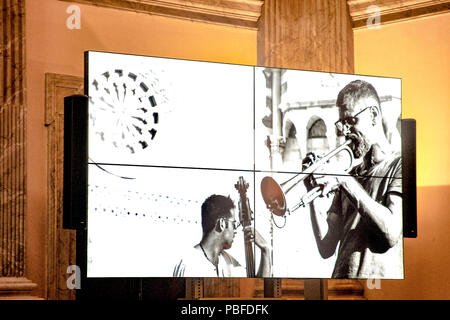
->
[[185, 278, 203, 299], [304, 279, 328, 300], [263, 278, 282, 298]]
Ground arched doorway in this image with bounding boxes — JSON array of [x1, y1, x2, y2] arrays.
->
[[283, 121, 302, 171], [307, 117, 329, 156]]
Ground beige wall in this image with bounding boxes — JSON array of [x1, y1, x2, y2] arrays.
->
[[354, 13, 450, 188], [26, 0, 256, 298], [354, 13, 450, 299]]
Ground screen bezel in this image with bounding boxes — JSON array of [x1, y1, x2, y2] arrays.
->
[[81, 50, 406, 281]]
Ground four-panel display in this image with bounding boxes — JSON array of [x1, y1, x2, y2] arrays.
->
[[86, 51, 403, 279]]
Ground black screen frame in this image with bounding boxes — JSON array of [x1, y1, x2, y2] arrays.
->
[[64, 51, 415, 297]]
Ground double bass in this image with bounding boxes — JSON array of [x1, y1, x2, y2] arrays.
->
[[235, 176, 255, 277]]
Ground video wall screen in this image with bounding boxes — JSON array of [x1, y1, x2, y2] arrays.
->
[[85, 51, 403, 279]]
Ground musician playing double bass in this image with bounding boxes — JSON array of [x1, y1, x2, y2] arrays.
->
[[173, 194, 271, 277]]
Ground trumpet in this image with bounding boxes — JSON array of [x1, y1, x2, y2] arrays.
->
[[261, 140, 354, 216]]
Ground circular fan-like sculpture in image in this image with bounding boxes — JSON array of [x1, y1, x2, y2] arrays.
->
[[89, 68, 168, 155]]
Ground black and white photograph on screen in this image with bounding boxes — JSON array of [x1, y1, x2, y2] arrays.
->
[[87, 51, 254, 170], [86, 51, 404, 279], [254, 67, 403, 279], [86, 52, 265, 278], [87, 163, 268, 278], [172, 185, 271, 278]]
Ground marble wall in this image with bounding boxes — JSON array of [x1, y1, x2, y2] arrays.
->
[[0, 0, 36, 298], [1, 0, 26, 278]]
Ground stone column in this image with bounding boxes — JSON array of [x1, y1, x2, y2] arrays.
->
[[257, 0, 363, 299], [0, 0, 37, 298], [269, 68, 284, 170], [258, 0, 354, 72]]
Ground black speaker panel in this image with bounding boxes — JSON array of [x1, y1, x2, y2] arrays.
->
[[401, 119, 417, 238], [63, 94, 88, 230]]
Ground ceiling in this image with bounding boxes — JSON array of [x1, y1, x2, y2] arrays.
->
[[59, 0, 450, 30]]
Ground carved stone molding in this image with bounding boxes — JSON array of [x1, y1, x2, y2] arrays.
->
[[59, 0, 449, 30], [348, 0, 450, 28], [58, 0, 264, 29], [45, 73, 83, 300], [0, 277, 38, 299]]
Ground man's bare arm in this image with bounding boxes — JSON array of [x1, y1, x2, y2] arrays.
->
[[339, 176, 402, 249], [309, 195, 342, 259], [246, 228, 272, 277]]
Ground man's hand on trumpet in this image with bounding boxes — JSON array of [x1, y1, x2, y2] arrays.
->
[[302, 152, 348, 199], [311, 173, 341, 198]]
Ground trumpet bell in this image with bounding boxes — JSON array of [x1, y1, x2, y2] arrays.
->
[[261, 176, 286, 216]]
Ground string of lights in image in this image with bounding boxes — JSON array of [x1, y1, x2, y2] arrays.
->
[[88, 184, 201, 226]]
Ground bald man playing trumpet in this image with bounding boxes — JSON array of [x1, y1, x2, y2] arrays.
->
[[306, 80, 403, 279]]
